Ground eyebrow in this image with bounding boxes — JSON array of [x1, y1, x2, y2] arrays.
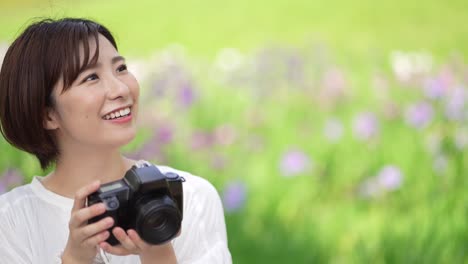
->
[[80, 55, 126, 73]]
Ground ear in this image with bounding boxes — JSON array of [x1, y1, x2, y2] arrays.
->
[[43, 107, 60, 130]]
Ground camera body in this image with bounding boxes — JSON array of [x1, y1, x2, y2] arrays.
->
[[88, 161, 185, 245]]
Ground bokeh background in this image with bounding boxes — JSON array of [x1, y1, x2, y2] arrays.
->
[[1, 0, 467, 263]]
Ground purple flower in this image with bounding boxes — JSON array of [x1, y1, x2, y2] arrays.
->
[[423, 77, 446, 100], [178, 81, 196, 108], [404, 101, 433, 129], [125, 124, 173, 161], [359, 165, 403, 198], [279, 149, 312, 177], [157, 125, 174, 145], [376, 165, 403, 191], [125, 140, 163, 162], [423, 68, 454, 100], [286, 53, 305, 85], [353, 112, 379, 141], [211, 155, 227, 171], [445, 86, 467, 121], [214, 124, 237, 146], [222, 181, 246, 212], [190, 130, 214, 150], [323, 118, 343, 143], [151, 77, 169, 97], [319, 68, 347, 103], [323, 68, 346, 93]]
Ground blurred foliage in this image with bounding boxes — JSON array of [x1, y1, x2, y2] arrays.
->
[[1, 1, 467, 263], [0, 0, 467, 59]]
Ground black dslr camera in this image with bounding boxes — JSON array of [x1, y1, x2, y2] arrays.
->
[[87, 161, 185, 245]]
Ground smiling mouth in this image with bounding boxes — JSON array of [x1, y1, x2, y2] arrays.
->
[[103, 107, 131, 120]]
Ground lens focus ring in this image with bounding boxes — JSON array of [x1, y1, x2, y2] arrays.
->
[[135, 196, 182, 245]]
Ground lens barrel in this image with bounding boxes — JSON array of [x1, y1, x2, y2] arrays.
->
[[135, 195, 182, 245]]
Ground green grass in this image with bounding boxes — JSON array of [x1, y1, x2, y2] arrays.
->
[[0, 0, 467, 60], [1, 1, 467, 263]]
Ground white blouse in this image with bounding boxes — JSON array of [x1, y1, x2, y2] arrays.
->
[[0, 165, 232, 264]]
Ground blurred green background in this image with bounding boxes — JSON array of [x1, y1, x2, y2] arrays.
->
[[1, 0, 467, 263]]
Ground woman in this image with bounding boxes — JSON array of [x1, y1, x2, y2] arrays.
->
[[0, 18, 231, 264]]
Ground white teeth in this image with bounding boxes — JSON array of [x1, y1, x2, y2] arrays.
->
[[104, 107, 131, 120]]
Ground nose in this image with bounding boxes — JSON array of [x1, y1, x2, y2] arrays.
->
[[106, 74, 130, 100]]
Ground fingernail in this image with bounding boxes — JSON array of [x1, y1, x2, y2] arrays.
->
[[129, 230, 138, 238]]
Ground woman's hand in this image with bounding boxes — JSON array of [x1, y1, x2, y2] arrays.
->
[[99, 228, 178, 264], [61, 180, 115, 264]]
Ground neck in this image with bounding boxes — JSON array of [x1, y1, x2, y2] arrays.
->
[[42, 145, 136, 198]]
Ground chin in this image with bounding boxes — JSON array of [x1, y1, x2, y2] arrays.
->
[[120, 131, 137, 145], [108, 130, 137, 148]]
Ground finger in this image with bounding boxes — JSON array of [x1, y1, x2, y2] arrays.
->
[[69, 203, 106, 229], [127, 229, 149, 249], [100, 242, 132, 256], [113, 227, 138, 252], [71, 180, 100, 213], [82, 230, 110, 248], [76, 216, 114, 241]]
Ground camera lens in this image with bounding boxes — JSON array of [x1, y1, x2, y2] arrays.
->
[[135, 195, 182, 245], [147, 214, 167, 230]]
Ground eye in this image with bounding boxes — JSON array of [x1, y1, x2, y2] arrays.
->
[[83, 73, 98, 83], [117, 64, 128, 72]]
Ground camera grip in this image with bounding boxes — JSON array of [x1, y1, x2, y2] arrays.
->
[[87, 197, 121, 246]]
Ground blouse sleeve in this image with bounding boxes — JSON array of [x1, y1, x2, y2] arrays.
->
[[0, 240, 31, 264], [173, 175, 232, 264], [0, 209, 32, 264]]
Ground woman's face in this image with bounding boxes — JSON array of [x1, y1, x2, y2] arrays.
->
[[46, 34, 139, 150]]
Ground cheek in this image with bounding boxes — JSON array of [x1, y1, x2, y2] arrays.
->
[[126, 74, 140, 99], [60, 93, 103, 119]]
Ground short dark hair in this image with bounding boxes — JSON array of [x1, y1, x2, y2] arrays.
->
[[0, 17, 118, 170]]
